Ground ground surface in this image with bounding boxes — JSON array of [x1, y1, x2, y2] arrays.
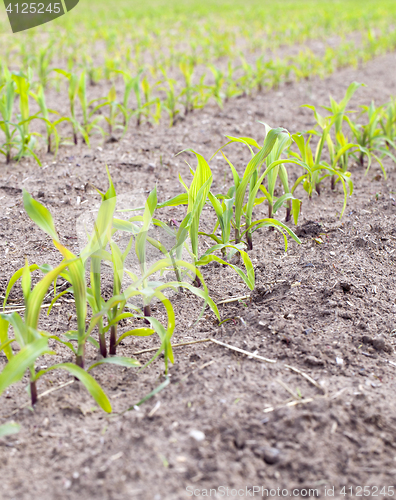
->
[[0, 52, 396, 500]]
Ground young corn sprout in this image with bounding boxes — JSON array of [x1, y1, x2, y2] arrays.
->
[[344, 102, 396, 176], [1, 260, 112, 412], [212, 128, 301, 250], [306, 82, 369, 190], [0, 73, 16, 164], [54, 69, 90, 145]]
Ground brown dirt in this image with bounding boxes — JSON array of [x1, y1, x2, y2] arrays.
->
[[1, 52, 396, 500]]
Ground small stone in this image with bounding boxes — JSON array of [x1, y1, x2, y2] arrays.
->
[[189, 429, 205, 442], [63, 479, 72, 489], [329, 251, 335, 256], [254, 446, 280, 465], [372, 338, 386, 351], [305, 355, 325, 367], [234, 433, 246, 450]]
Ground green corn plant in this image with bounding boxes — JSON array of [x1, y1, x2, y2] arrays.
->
[[115, 188, 196, 311], [116, 70, 137, 128], [30, 85, 65, 155], [102, 85, 121, 138], [380, 98, 396, 147], [17, 192, 88, 368], [36, 45, 53, 89], [344, 102, 396, 176], [254, 56, 270, 93], [77, 71, 105, 143], [84, 175, 117, 358], [178, 151, 213, 285], [212, 128, 300, 250], [209, 65, 225, 108], [311, 81, 364, 189], [82, 54, 102, 86], [0, 260, 112, 412], [11, 70, 41, 165], [239, 55, 257, 96], [0, 74, 16, 164], [115, 186, 224, 315], [161, 76, 180, 127], [288, 132, 353, 217], [150, 153, 258, 290], [96, 255, 220, 372], [202, 191, 235, 258], [20, 190, 110, 367], [253, 125, 301, 233], [54, 69, 89, 145], [138, 73, 162, 125], [19, 172, 143, 368], [179, 60, 195, 115], [131, 69, 145, 127]]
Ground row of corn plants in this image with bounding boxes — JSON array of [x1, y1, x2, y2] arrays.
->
[[2, 0, 396, 83], [1, 81, 395, 417], [2, 47, 396, 168]]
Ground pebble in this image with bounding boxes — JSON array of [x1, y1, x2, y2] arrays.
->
[[305, 355, 325, 367], [254, 446, 280, 464], [372, 337, 385, 350], [189, 429, 205, 442]]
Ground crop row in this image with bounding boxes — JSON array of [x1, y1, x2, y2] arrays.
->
[[2, 26, 396, 165], [0, 83, 395, 423]]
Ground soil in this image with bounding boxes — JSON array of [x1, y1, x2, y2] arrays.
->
[[1, 52, 396, 500]]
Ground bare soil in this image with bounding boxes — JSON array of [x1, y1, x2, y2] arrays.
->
[[0, 52, 396, 500]]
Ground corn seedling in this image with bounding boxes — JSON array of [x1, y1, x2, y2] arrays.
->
[[344, 102, 396, 176], [161, 76, 180, 127], [213, 128, 300, 250], [0, 75, 16, 164], [54, 69, 90, 145], [30, 85, 63, 155], [288, 132, 353, 217], [312, 81, 366, 189], [1, 260, 111, 412]]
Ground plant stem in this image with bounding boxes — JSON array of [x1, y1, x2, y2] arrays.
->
[[268, 203, 274, 231], [109, 324, 117, 355], [285, 200, 291, 222], [192, 272, 202, 288], [246, 231, 253, 250], [99, 333, 107, 358], [235, 226, 241, 245], [359, 151, 364, 166], [143, 304, 151, 324], [76, 354, 84, 369], [30, 380, 38, 406]]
